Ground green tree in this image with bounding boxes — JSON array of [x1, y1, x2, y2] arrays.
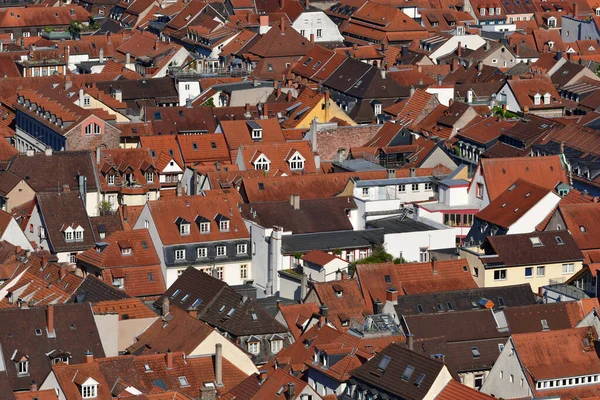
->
[[202, 98, 215, 107], [99, 200, 112, 215], [356, 244, 393, 264], [68, 21, 82, 38]]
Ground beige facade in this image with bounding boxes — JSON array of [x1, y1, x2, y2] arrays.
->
[[4, 179, 35, 212], [461, 248, 583, 292]]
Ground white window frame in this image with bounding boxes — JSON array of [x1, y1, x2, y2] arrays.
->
[[248, 341, 260, 354], [289, 153, 305, 171], [424, 182, 432, 191], [254, 154, 270, 171], [494, 269, 507, 281], [175, 249, 186, 261], [75, 230, 83, 241], [240, 264, 248, 279], [107, 174, 115, 185], [83, 97, 91, 106], [237, 243, 247, 254], [537, 266, 545, 276], [219, 220, 229, 232], [82, 384, 97, 399], [411, 183, 419, 192], [562, 263, 574, 274], [180, 223, 190, 235], [65, 231, 73, 241], [216, 246, 226, 257], [146, 172, 154, 183], [17, 360, 28, 375], [271, 339, 283, 354], [200, 222, 210, 233], [197, 247, 207, 258]]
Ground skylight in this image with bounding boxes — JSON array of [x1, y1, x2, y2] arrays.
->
[[377, 355, 391, 372], [227, 308, 236, 317], [414, 373, 426, 387], [541, 319, 549, 331], [555, 236, 564, 245], [401, 365, 415, 381], [471, 347, 481, 359], [178, 376, 189, 387], [529, 237, 543, 247]]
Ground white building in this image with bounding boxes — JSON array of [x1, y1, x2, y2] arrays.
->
[[291, 11, 344, 43]]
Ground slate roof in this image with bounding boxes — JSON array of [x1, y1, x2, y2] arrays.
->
[[281, 229, 385, 254], [162, 267, 289, 337], [0, 303, 105, 392], [394, 284, 535, 316], [36, 191, 96, 253], [485, 230, 584, 267], [350, 343, 445, 400], [6, 151, 99, 192], [240, 196, 356, 234], [69, 274, 129, 303]]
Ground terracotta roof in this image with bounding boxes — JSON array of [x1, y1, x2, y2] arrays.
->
[[277, 302, 320, 339], [476, 155, 568, 201], [93, 298, 157, 319], [0, 6, 91, 28], [248, 19, 314, 58], [505, 77, 563, 109], [559, 203, 600, 250], [177, 134, 230, 165], [301, 250, 338, 266], [127, 306, 215, 355], [146, 192, 248, 246], [513, 327, 600, 381], [356, 259, 476, 306], [140, 135, 185, 168], [315, 124, 381, 161], [220, 118, 286, 150], [457, 116, 517, 145], [14, 390, 58, 400], [311, 278, 370, 314], [222, 368, 309, 400], [435, 380, 495, 399], [236, 141, 317, 175], [101, 264, 166, 298], [476, 179, 553, 228]]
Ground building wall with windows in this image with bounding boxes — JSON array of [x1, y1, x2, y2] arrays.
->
[[462, 250, 583, 292], [384, 224, 456, 263], [481, 338, 532, 398], [292, 11, 344, 43]]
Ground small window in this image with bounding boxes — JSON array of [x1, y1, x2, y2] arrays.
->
[[525, 267, 533, 278], [217, 246, 227, 257], [436, 303, 443, 311], [197, 247, 207, 258], [385, 275, 391, 283], [537, 266, 545, 276], [362, 188, 369, 197], [494, 269, 507, 281], [192, 298, 202, 308], [555, 236, 564, 245], [417, 304, 424, 313], [411, 183, 419, 191], [401, 365, 415, 381], [414, 373, 425, 387], [178, 376, 189, 387], [471, 347, 481, 359], [175, 249, 186, 261], [529, 237, 543, 247], [497, 297, 505, 307], [237, 243, 247, 254], [446, 301, 454, 310], [541, 319, 549, 331], [378, 355, 391, 371]]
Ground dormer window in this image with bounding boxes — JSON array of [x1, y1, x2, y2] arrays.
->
[[288, 151, 305, 171], [75, 230, 83, 242], [195, 215, 210, 233], [65, 231, 73, 241], [80, 378, 99, 399], [107, 174, 115, 185], [16, 359, 29, 376], [176, 217, 190, 236], [596, 7, 600, 16], [254, 154, 271, 171], [534, 93, 541, 105], [480, 7, 485, 15], [215, 214, 230, 232], [548, 41, 554, 50], [489, 7, 494, 15], [495, 7, 500, 13], [247, 121, 262, 140], [120, 241, 132, 255], [544, 92, 551, 105], [146, 172, 154, 183]]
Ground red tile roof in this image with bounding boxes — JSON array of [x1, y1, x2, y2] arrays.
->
[[435, 380, 495, 399], [476, 155, 568, 201], [101, 264, 165, 298], [0, 6, 91, 28], [236, 141, 317, 175], [277, 303, 320, 340], [560, 203, 600, 250], [356, 259, 476, 305], [177, 134, 230, 165], [248, 18, 314, 58], [93, 298, 157, 319], [77, 229, 159, 269], [220, 118, 286, 150], [301, 250, 338, 266]]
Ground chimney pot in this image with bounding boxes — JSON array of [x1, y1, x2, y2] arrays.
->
[[84, 350, 93, 364]]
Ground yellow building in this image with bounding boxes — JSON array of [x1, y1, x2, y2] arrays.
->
[[460, 230, 584, 293], [281, 89, 355, 129]]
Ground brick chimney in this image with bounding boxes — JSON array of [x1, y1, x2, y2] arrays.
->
[[161, 296, 170, 316], [30, 380, 37, 392], [431, 257, 437, 275], [386, 287, 399, 304], [286, 383, 296, 400], [310, 33, 315, 43], [407, 334, 414, 351], [46, 305, 55, 336], [451, 57, 459, 72], [215, 343, 223, 387], [59, 266, 67, 280], [457, 41, 462, 57], [280, 17, 285, 34], [63, 45, 69, 62], [573, 2, 579, 17], [84, 350, 93, 364], [166, 350, 173, 369]]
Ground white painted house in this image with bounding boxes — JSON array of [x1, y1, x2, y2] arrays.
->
[[291, 10, 344, 43], [429, 35, 486, 64]]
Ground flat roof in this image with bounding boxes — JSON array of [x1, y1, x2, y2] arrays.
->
[[282, 229, 384, 254], [366, 216, 436, 234]]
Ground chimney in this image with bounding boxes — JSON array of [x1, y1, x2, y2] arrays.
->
[[30, 380, 37, 392], [457, 41, 462, 57], [286, 91, 293, 102], [188, 308, 198, 319], [305, 0, 309, 8], [47, 305, 55, 336], [449, 98, 454, 107], [201, 387, 217, 400], [300, 273, 308, 300], [410, 86, 415, 97], [353, 43, 358, 50], [62, 184, 70, 192], [387, 168, 396, 179], [259, 15, 270, 35], [431, 256, 437, 274], [176, 182, 182, 197], [573, 2, 579, 17], [310, 33, 315, 43], [162, 296, 170, 316], [107, 31, 111, 45], [386, 288, 399, 304], [215, 343, 223, 386], [280, 16, 285, 33], [310, 117, 318, 152], [59, 266, 67, 280], [63, 45, 69, 63], [290, 194, 300, 209], [477, 60, 483, 72], [84, 350, 93, 364], [64, 75, 72, 91], [125, 52, 131, 65], [451, 57, 459, 72], [286, 383, 296, 400], [319, 304, 328, 317], [259, 370, 268, 383], [166, 350, 173, 369], [45, 147, 52, 156], [99, 47, 104, 63], [514, 44, 519, 57], [374, 298, 383, 314], [409, 167, 416, 177], [407, 334, 414, 351], [485, 40, 490, 51]]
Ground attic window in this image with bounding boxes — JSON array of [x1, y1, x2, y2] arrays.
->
[[178, 376, 189, 387], [82, 382, 97, 399], [35, 329, 42, 336], [144, 364, 152, 372], [180, 293, 190, 303], [556, 236, 564, 245], [211, 141, 217, 149], [219, 304, 226, 313], [401, 365, 415, 381], [192, 142, 198, 150], [498, 297, 505, 307], [529, 237, 543, 247], [227, 308, 236, 317], [471, 347, 481, 359], [303, 57, 313, 66], [154, 112, 162, 120], [541, 319, 549, 331], [384, 275, 391, 283], [171, 289, 181, 298], [377, 355, 391, 372], [415, 373, 425, 387], [417, 304, 424, 313], [580, 225, 587, 233], [251, 312, 258, 321]]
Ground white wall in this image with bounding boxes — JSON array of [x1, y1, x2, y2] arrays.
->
[[507, 192, 561, 234], [384, 225, 456, 262], [426, 87, 454, 106], [40, 372, 67, 400], [292, 11, 344, 42], [2, 218, 33, 250], [154, 47, 190, 78], [496, 82, 521, 113], [429, 35, 486, 64], [467, 166, 491, 210], [191, 330, 258, 375], [481, 338, 532, 399], [178, 80, 201, 106], [94, 314, 120, 357]]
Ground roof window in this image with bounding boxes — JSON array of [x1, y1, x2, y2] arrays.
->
[[401, 365, 415, 381]]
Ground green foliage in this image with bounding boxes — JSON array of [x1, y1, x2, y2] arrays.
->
[[68, 21, 82, 37], [202, 98, 215, 107], [99, 200, 112, 214], [492, 106, 518, 119], [356, 243, 393, 264]]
